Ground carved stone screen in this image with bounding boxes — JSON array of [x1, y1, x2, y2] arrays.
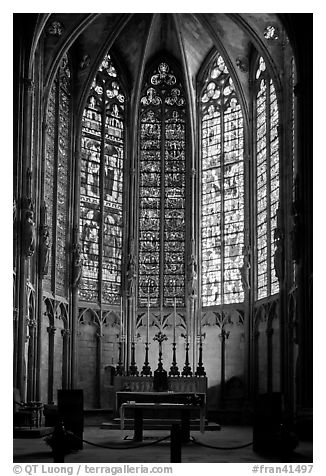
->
[[200, 53, 244, 306], [138, 61, 186, 308], [255, 57, 280, 299], [80, 54, 125, 304]]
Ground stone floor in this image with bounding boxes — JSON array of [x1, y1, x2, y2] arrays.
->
[[13, 424, 312, 464]]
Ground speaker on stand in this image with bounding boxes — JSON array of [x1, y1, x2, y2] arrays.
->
[[58, 389, 84, 450], [253, 393, 298, 456]]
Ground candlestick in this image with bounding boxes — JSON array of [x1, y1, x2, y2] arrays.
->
[[169, 341, 180, 376], [154, 331, 168, 372], [141, 342, 152, 376], [195, 338, 206, 377], [115, 340, 124, 376], [182, 340, 192, 376], [129, 341, 139, 376]]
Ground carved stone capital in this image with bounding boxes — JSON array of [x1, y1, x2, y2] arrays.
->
[[219, 329, 230, 341], [61, 328, 71, 338], [27, 318, 37, 329], [196, 332, 206, 342], [47, 325, 56, 335], [23, 78, 34, 93], [79, 54, 90, 71], [236, 56, 249, 73], [47, 21, 64, 37], [263, 25, 279, 41]]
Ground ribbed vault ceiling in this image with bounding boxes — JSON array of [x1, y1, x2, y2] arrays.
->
[[39, 13, 286, 110]]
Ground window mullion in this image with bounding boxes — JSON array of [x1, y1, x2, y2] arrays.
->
[[99, 84, 106, 304], [160, 104, 165, 310], [221, 105, 225, 307], [266, 78, 272, 296], [254, 85, 259, 300], [52, 77, 60, 295]]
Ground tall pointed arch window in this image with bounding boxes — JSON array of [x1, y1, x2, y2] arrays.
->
[[255, 56, 280, 299], [200, 53, 245, 306], [79, 54, 125, 304], [138, 61, 186, 308], [44, 53, 71, 296]]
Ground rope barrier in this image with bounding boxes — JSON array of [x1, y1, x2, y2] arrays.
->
[[72, 432, 171, 450], [190, 436, 253, 450], [14, 429, 55, 438], [30, 425, 255, 451], [18, 424, 254, 451], [14, 422, 170, 448], [41, 431, 55, 438]]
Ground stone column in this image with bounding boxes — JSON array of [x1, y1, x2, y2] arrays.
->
[[26, 318, 37, 401], [96, 331, 104, 408], [219, 327, 230, 408], [266, 326, 274, 394], [295, 79, 313, 415], [47, 325, 56, 403], [61, 329, 71, 389]]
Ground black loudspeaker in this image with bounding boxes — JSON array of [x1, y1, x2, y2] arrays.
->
[[253, 393, 298, 455], [58, 389, 84, 449]]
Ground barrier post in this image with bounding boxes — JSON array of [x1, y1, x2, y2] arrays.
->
[[51, 421, 66, 463], [170, 424, 181, 463]]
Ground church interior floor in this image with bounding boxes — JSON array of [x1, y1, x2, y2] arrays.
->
[[13, 424, 313, 464]]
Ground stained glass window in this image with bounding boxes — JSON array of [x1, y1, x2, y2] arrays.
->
[[56, 57, 71, 294], [255, 57, 280, 299], [291, 57, 296, 200], [290, 56, 296, 280], [80, 53, 124, 304], [44, 81, 56, 292], [200, 53, 244, 306], [138, 62, 186, 308], [44, 54, 71, 296]]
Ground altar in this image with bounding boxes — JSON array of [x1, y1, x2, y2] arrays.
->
[[113, 376, 207, 413], [119, 397, 206, 442]]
